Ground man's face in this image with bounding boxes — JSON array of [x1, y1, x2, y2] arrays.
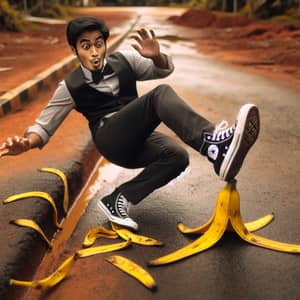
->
[[73, 30, 106, 71]]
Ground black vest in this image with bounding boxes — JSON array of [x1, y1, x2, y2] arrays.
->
[[65, 52, 138, 136]]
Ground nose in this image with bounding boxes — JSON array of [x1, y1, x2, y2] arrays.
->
[[90, 46, 98, 56]]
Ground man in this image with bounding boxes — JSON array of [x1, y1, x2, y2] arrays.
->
[[0, 16, 260, 231]]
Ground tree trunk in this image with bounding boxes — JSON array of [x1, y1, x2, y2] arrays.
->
[[205, 0, 212, 9], [247, 0, 254, 17], [222, 0, 227, 11], [23, 0, 28, 14], [233, 0, 238, 13]]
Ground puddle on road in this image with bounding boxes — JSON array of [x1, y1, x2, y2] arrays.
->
[[87, 162, 124, 198], [119, 14, 201, 57]]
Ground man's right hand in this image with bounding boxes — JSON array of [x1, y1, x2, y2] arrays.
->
[[0, 136, 31, 157]]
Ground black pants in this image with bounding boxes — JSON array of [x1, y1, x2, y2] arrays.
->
[[94, 84, 214, 204]]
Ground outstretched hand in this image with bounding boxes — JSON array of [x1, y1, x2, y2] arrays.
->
[[130, 28, 161, 60], [130, 28, 168, 69], [0, 136, 30, 157]]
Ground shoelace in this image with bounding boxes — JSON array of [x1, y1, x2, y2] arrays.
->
[[116, 194, 130, 218], [212, 120, 234, 142]]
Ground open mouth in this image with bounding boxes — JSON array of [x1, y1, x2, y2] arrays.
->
[[91, 58, 101, 68]]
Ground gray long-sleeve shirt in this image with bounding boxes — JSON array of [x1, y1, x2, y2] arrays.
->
[[24, 50, 174, 147]]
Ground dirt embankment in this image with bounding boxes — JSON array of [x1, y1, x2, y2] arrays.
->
[[1, 8, 299, 96], [0, 10, 134, 96], [169, 9, 300, 87]]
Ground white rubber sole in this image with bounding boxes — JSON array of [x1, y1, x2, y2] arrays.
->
[[219, 103, 260, 181]]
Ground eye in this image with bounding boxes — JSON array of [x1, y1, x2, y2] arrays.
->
[[82, 43, 90, 50], [95, 41, 103, 48]]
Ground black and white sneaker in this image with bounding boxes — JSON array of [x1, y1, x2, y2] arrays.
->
[[200, 103, 260, 181], [98, 189, 138, 231]]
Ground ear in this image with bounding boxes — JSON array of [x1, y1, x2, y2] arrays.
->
[[70, 46, 77, 56]]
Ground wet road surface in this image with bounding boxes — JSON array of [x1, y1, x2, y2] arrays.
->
[[21, 7, 300, 300]]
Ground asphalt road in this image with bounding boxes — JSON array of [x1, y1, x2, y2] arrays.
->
[[12, 7, 300, 300]]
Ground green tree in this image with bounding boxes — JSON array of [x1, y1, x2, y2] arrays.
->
[[0, 0, 27, 31]]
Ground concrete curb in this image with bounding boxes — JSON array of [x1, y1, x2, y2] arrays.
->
[[0, 16, 140, 300], [0, 16, 140, 118]]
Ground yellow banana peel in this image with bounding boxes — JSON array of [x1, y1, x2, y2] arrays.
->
[[106, 255, 157, 291], [229, 186, 300, 253], [39, 168, 69, 214], [150, 181, 300, 267], [177, 213, 275, 234], [148, 183, 235, 266], [76, 239, 131, 258], [149, 215, 227, 266], [111, 223, 164, 247], [10, 219, 52, 249], [10, 254, 76, 291], [3, 191, 62, 229], [82, 226, 118, 247], [177, 214, 215, 235], [244, 213, 275, 233]]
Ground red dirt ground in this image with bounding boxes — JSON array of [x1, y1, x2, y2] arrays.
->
[[1, 8, 300, 97], [169, 9, 300, 88], [0, 10, 135, 96]]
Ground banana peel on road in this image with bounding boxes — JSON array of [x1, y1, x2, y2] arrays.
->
[[39, 168, 69, 215], [82, 226, 119, 248], [177, 212, 275, 234], [76, 239, 132, 258], [3, 191, 62, 229], [10, 219, 52, 249], [9, 239, 131, 292], [106, 255, 157, 291], [9, 254, 76, 291], [149, 181, 300, 267], [111, 223, 164, 247]]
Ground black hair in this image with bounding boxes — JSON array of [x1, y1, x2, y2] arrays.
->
[[66, 16, 110, 48]]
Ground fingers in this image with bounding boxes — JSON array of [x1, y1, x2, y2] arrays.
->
[[149, 29, 155, 39], [13, 136, 30, 150], [130, 28, 156, 42], [130, 35, 143, 47], [14, 135, 20, 143], [22, 138, 31, 150], [0, 147, 9, 156], [0, 136, 30, 157], [130, 30, 145, 54], [130, 43, 142, 54], [5, 136, 18, 147], [137, 28, 150, 40], [0, 141, 10, 157], [6, 137, 13, 147]]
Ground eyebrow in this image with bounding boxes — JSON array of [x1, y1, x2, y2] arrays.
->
[[79, 35, 104, 44]]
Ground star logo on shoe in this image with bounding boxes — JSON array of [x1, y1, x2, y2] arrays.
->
[[207, 144, 219, 161]]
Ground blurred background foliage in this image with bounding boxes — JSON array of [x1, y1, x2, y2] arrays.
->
[[1, 0, 300, 31]]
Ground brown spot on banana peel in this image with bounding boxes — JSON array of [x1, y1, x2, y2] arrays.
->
[[76, 239, 132, 258], [106, 255, 157, 291], [82, 226, 119, 248], [111, 223, 164, 246]]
